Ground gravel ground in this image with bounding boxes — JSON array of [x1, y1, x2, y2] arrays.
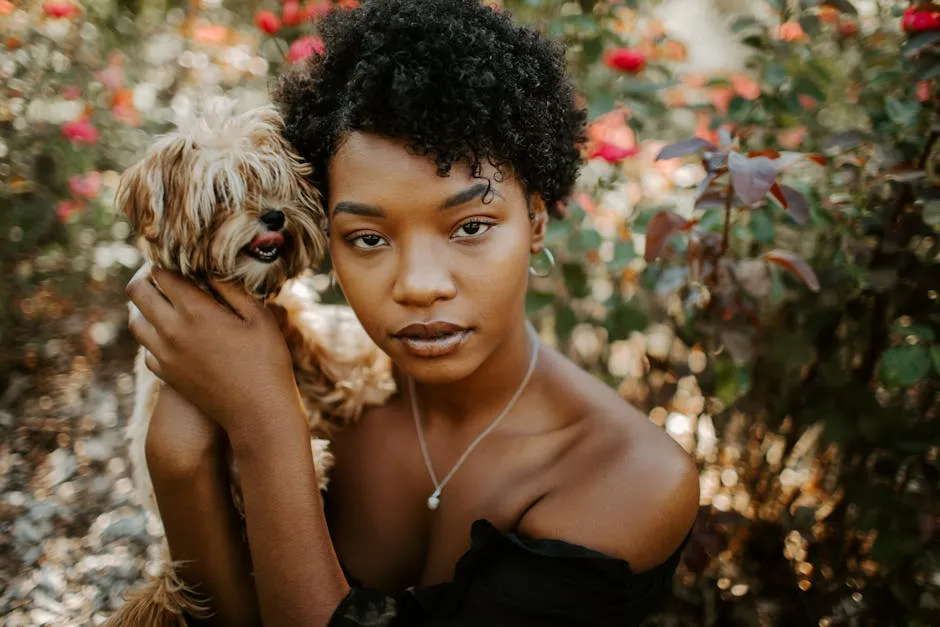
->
[[0, 319, 160, 626]]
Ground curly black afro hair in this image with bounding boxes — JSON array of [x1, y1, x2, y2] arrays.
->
[[272, 0, 587, 218]]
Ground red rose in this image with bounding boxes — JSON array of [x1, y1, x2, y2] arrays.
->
[[589, 142, 639, 163], [43, 1, 79, 18], [903, 7, 940, 32], [287, 35, 325, 64], [282, 1, 304, 26], [255, 10, 281, 34], [603, 47, 646, 74], [838, 20, 858, 37], [61, 117, 99, 144]]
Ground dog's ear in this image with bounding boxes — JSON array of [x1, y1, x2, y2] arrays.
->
[[115, 157, 162, 240]]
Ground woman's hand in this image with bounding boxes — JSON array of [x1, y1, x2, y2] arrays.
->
[[126, 264, 303, 445]]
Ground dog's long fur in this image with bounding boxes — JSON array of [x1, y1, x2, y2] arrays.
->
[[105, 101, 395, 626]]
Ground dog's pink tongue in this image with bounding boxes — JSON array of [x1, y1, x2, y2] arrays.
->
[[250, 231, 285, 249]]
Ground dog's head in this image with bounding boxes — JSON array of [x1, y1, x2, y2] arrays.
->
[[116, 101, 326, 297]]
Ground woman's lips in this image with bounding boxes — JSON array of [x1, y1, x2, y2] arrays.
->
[[392, 322, 472, 358]]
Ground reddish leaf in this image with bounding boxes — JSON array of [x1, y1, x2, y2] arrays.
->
[[781, 185, 809, 224], [772, 151, 807, 171], [644, 211, 689, 262], [695, 191, 726, 209], [806, 153, 827, 166], [729, 151, 778, 205], [763, 249, 820, 292], [748, 149, 781, 159], [656, 137, 718, 161], [768, 182, 788, 208]]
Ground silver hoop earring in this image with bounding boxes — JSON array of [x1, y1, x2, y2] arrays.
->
[[529, 248, 555, 277]]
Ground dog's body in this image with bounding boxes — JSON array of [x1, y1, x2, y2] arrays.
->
[[105, 102, 395, 626]]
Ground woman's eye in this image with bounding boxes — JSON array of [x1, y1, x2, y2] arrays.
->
[[351, 233, 387, 249], [453, 221, 492, 238]]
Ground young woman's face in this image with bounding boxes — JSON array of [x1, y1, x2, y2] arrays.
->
[[327, 131, 546, 384]]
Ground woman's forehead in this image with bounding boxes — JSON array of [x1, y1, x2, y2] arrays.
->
[[327, 131, 519, 208]]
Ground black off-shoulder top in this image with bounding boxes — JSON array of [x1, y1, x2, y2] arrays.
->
[[329, 518, 692, 627]]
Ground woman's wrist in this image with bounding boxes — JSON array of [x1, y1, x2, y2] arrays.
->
[[225, 392, 311, 463]]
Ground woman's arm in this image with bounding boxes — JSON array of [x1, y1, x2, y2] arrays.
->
[[126, 267, 352, 626], [227, 395, 351, 627], [145, 385, 261, 627]]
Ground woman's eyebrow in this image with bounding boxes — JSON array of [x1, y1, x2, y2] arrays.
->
[[332, 183, 504, 217], [437, 183, 504, 210]]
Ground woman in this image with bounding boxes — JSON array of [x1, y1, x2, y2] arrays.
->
[[126, 1, 700, 625]]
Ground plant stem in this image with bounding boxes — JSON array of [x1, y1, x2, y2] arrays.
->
[[719, 182, 734, 258]]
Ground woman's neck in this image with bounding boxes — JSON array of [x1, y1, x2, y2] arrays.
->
[[400, 320, 540, 432]]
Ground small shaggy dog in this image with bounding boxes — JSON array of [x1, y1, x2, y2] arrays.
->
[[105, 102, 395, 626]]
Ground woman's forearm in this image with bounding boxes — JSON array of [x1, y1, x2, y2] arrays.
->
[[229, 401, 350, 627], [149, 450, 261, 627]]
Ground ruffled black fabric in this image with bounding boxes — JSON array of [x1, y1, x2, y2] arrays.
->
[[329, 519, 691, 626]]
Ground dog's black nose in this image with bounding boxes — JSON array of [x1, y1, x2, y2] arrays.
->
[[260, 209, 285, 231]]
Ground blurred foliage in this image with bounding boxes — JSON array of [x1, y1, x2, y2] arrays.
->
[[1, 0, 939, 625]]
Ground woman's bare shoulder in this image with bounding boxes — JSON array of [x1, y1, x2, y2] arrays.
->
[[521, 348, 700, 573]]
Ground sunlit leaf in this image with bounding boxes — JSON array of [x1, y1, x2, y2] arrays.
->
[[610, 241, 636, 271], [644, 210, 689, 262], [655, 137, 717, 161], [729, 151, 778, 205], [762, 249, 820, 292]]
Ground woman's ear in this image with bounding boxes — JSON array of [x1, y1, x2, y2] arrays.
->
[[529, 194, 548, 254]]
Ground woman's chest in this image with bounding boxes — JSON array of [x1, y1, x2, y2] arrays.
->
[[322, 409, 566, 594]]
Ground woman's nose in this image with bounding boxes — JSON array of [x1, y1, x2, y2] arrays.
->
[[391, 239, 456, 307]]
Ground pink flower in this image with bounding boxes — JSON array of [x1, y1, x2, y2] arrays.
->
[[62, 86, 82, 100], [589, 141, 640, 163], [61, 117, 99, 144], [282, 1, 305, 26], [288, 35, 325, 63], [255, 10, 281, 35], [731, 74, 761, 100], [43, 1, 80, 19], [55, 199, 83, 222], [68, 171, 102, 200], [306, 0, 333, 20], [917, 80, 932, 102], [603, 48, 646, 74]]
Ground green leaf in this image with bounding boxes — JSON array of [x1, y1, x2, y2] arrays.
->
[[525, 290, 555, 313], [604, 298, 648, 340], [765, 61, 787, 88], [902, 30, 940, 58], [890, 323, 936, 343], [581, 37, 604, 64], [731, 16, 762, 33], [713, 358, 751, 406], [727, 96, 753, 122], [698, 208, 725, 232], [792, 75, 825, 102], [609, 241, 636, 271], [570, 228, 603, 254], [931, 346, 940, 375], [879, 346, 931, 387], [554, 305, 578, 342], [886, 96, 920, 127], [749, 210, 776, 243], [562, 263, 590, 298]]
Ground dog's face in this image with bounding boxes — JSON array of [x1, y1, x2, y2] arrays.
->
[[116, 103, 326, 297]]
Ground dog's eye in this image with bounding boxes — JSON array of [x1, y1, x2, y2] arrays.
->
[[351, 233, 388, 250]]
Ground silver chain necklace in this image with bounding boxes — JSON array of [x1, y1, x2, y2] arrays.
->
[[409, 324, 540, 511]]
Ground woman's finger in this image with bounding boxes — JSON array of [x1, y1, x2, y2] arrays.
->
[[128, 304, 165, 355], [143, 350, 164, 380], [208, 277, 263, 322], [150, 266, 211, 313], [126, 265, 177, 329]]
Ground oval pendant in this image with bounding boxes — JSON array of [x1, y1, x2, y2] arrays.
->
[[427, 493, 441, 511]]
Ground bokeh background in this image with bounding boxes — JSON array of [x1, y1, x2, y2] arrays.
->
[[1, 0, 938, 625]]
